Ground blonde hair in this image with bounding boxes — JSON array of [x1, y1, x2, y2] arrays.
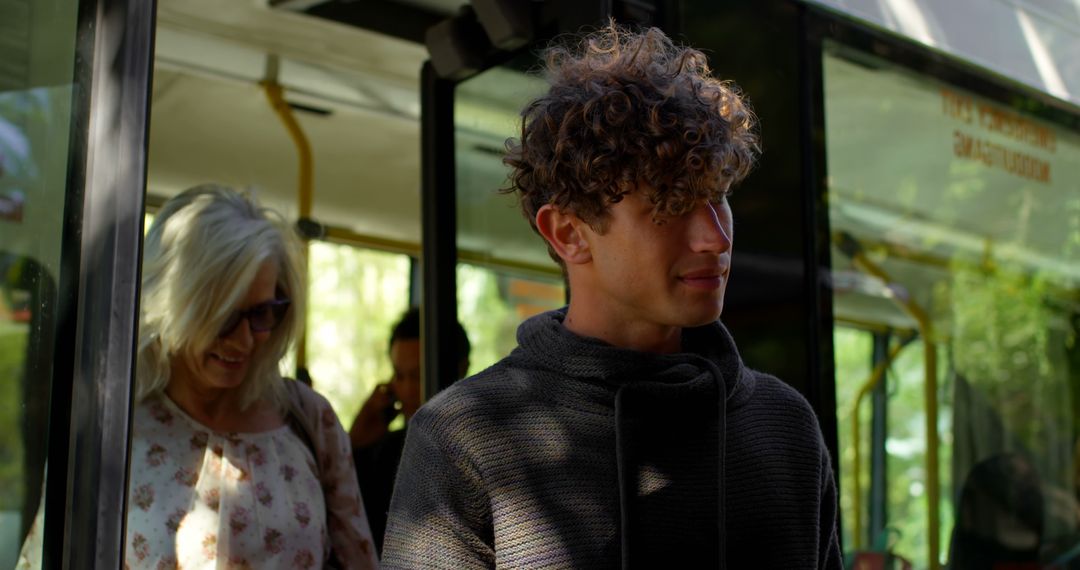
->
[[136, 184, 305, 412]]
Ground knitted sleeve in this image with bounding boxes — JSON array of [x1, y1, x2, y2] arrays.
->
[[381, 404, 494, 569], [818, 447, 844, 569]]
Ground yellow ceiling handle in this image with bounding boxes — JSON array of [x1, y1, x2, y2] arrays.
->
[[262, 57, 313, 372]]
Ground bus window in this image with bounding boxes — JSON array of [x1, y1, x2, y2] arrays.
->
[[825, 39, 1080, 568], [0, 0, 82, 564], [305, 241, 411, 425], [454, 56, 566, 356], [834, 326, 874, 554], [457, 263, 566, 375]]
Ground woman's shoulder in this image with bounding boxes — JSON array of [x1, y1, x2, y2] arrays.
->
[[282, 379, 341, 432]]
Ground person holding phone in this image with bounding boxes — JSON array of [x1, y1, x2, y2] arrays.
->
[[349, 307, 469, 555]]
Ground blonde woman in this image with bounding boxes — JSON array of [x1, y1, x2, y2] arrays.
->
[[21, 185, 379, 568], [131, 185, 378, 568]]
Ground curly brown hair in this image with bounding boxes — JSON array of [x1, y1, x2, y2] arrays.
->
[[503, 22, 759, 256]]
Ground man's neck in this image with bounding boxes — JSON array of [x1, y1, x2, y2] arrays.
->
[[563, 301, 682, 354]]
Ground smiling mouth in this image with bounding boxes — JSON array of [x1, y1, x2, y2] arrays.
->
[[210, 353, 246, 369]]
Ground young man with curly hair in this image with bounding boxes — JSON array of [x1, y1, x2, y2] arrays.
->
[[382, 23, 843, 569]]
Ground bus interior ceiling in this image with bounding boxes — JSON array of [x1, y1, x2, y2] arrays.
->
[[149, 0, 624, 275], [150, 0, 466, 250]]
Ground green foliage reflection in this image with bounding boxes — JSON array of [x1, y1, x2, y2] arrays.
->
[[457, 263, 564, 375], [305, 242, 411, 425], [0, 322, 25, 510]]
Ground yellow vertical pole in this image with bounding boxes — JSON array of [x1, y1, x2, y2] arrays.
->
[[850, 251, 941, 570], [924, 334, 939, 569], [850, 340, 908, 551], [261, 66, 313, 373]]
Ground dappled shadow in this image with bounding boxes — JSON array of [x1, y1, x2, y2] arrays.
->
[[383, 315, 836, 568]]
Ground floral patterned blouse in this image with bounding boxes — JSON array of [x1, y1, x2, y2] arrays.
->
[[18, 389, 379, 569]]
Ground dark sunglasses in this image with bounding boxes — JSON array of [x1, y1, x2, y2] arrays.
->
[[217, 299, 291, 338]]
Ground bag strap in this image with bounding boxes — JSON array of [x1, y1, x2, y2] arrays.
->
[[283, 379, 320, 476]]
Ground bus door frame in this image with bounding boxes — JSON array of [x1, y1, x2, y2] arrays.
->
[[39, 0, 156, 567]]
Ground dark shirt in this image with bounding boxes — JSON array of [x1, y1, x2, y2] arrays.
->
[[354, 426, 407, 555]]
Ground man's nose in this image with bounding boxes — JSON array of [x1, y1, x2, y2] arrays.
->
[[689, 201, 732, 254]]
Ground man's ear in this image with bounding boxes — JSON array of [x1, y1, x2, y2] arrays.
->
[[535, 204, 592, 265]]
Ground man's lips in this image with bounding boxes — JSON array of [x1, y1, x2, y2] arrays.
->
[[679, 267, 728, 289]]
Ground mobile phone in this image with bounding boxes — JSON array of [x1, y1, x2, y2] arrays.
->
[[381, 391, 399, 425]]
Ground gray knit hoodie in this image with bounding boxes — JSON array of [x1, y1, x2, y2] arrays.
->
[[381, 309, 843, 569]]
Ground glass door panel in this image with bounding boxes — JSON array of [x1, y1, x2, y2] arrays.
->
[[0, 0, 81, 565], [825, 39, 1080, 569]]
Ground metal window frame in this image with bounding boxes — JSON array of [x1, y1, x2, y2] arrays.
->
[[803, 7, 1080, 127]]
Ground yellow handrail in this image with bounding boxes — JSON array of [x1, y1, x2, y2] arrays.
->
[[850, 338, 908, 550], [261, 76, 313, 373], [846, 244, 940, 570]]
